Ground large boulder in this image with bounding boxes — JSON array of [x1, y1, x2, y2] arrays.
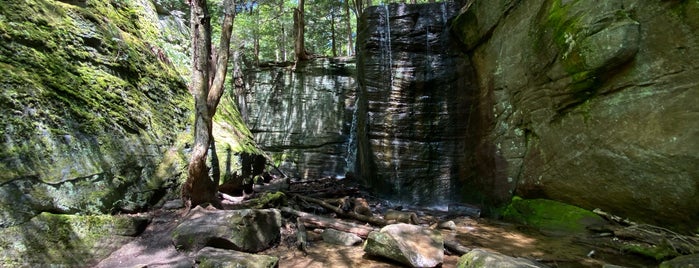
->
[[363, 223, 444, 267], [457, 249, 549, 268], [196, 247, 279, 268], [0, 212, 148, 267], [452, 0, 699, 231], [172, 207, 282, 252]]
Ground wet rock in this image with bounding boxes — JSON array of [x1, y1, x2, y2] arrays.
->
[[322, 229, 363, 246], [172, 207, 281, 252], [457, 248, 549, 268], [356, 2, 478, 206], [363, 223, 444, 267], [196, 247, 279, 268]]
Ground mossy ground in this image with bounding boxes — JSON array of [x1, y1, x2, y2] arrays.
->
[[502, 196, 604, 233]]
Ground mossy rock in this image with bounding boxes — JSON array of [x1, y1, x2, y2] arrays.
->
[[0, 212, 149, 267], [502, 196, 605, 233]]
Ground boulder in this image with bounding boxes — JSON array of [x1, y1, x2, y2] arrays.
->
[[196, 247, 279, 268], [322, 229, 363, 246], [502, 196, 605, 234], [457, 249, 549, 268], [363, 223, 444, 267], [0, 212, 149, 267], [451, 0, 699, 231], [659, 254, 699, 268], [172, 207, 281, 252]]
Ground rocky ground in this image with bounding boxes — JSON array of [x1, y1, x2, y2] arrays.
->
[[94, 178, 676, 268]]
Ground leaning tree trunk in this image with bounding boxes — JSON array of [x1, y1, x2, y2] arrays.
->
[[182, 0, 236, 209]]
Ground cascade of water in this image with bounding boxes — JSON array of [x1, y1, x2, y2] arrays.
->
[[345, 97, 359, 175], [383, 4, 393, 77]]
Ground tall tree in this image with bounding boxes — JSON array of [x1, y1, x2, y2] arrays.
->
[[182, 0, 237, 208], [344, 0, 353, 56], [293, 0, 310, 63]]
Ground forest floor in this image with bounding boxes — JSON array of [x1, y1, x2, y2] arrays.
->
[[96, 178, 660, 268]]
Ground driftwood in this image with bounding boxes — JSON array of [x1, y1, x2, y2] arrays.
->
[[292, 194, 387, 226], [281, 207, 376, 238], [589, 209, 699, 258]]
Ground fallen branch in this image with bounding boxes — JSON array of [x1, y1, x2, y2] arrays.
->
[[593, 208, 637, 226], [281, 207, 376, 238], [292, 194, 387, 226]]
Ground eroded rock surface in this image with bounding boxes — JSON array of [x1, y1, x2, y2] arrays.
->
[[363, 223, 444, 267], [356, 2, 478, 205], [172, 207, 282, 252], [452, 0, 699, 231]]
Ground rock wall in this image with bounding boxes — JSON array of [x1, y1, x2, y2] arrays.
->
[[0, 0, 191, 228], [452, 0, 699, 231], [356, 2, 479, 205], [243, 58, 356, 179]]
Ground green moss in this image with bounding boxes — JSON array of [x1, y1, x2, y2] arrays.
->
[[502, 196, 604, 233], [248, 192, 287, 209], [622, 243, 679, 261], [0, 212, 147, 266], [539, 0, 602, 100]]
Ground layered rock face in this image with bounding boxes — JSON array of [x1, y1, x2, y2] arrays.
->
[[243, 58, 356, 179], [452, 0, 699, 231], [0, 0, 191, 227], [356, 3, 478, 205]]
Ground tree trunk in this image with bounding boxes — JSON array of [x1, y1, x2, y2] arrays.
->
[[293, 0, 309, 63], [182, 0, 236, 209], [344, 0, 353, 56], [330, 11, 337, 57]]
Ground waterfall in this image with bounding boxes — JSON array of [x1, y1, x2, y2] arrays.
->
[[345, 97, 358, 175]]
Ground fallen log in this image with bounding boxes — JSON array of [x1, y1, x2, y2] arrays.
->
[[292, 194, 387, 226], [281, 207, 376, 238]]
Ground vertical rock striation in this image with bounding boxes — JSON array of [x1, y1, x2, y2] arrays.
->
[[243, 58, 356, 179], [356, 3, 478, 205]]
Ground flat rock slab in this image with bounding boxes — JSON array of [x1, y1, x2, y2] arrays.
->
[[172, 207, 281, 252], [322, 228, 363, 246], [196, 247, 278, 268], [457, 248, 549, 268], [363, 223, 444, 267]]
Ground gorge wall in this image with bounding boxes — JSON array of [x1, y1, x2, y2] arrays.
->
[[452, 0, 699, 231], [243, 58, 356, 180], [356, 2, 479, 206], [0, 0, 193, 229]]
